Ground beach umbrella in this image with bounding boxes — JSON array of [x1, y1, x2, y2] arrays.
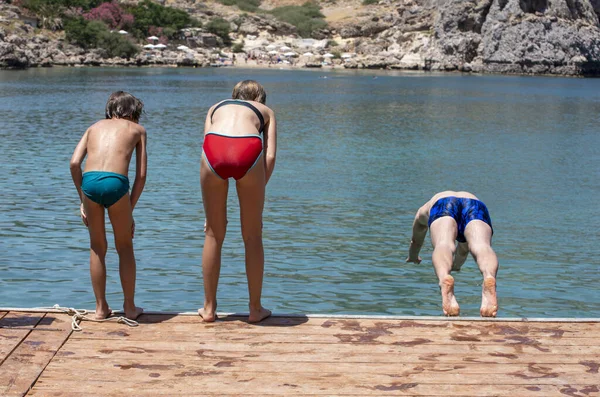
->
[[323, 53, 334, 58], [118, 30, 128, 35], [265, 44, 276, 50], [147, 35, 159, 41], [143, 44, 155, 49], [177, 45, 190, 51], [302, 52, 313, 56], [280, 45, 291, 51], [154, 43, 167, 49], [268, 50, 278, 55], [283, 52, 297, 57], [341, 53, 354, 59]]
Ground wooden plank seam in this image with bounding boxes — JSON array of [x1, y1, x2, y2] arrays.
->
[[24, 314, 75, 396], [0, 311, 40, 367]]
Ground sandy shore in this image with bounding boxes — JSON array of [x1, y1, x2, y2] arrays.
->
[[224, 59, 346, 71]]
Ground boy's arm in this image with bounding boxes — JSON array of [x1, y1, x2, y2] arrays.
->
[[406, 204, 429, 264], [70, 128, 90, 225], [70, 128, 89, 203], [264, 110, 277, 185], [129, 127, 147, 211]]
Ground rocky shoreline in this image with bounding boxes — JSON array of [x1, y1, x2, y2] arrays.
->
[[2, 0, 600, 76]]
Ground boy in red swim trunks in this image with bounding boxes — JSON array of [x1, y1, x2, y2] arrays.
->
[[70, 91, 147, 320], [407, 191, 499, 317]]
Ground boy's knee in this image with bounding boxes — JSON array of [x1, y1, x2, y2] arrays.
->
[[90, 240, 108, 257], [435, 241, 456, 254], [470, 244, 494, 258], [242, 230, 262, 245], [205, 227, 226, 245], [115, 239, 134, 255]]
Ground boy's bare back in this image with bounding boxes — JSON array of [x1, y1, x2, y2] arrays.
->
[[84, 119, 146, 176]]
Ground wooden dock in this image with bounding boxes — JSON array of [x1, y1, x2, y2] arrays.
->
[[1, 309, 599, 396]]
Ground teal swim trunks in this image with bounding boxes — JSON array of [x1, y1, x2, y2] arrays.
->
[[81, 171, 129, 208]]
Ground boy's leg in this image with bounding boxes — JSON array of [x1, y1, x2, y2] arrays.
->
[[429, 217, 460, 316], [199, 158, 229, 322], [464, 221, 498, 317], [107, 193, 143, 320], [83, 197, 110, 320], [236, 159, 271, 323]]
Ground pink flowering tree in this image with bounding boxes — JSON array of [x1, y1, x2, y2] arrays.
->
[[84, 2, 134, 30]]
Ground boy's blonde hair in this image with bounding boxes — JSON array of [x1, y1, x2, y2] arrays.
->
[[105, 91, 144, 122], [232, 80, 267, 104]]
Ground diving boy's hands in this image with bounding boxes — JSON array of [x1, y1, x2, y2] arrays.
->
[[406, 255, 422, 264], [80, 203, 88, 226]]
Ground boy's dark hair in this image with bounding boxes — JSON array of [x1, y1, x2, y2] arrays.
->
[[232, 80, 267, 104], [105, 91, 144, 122]]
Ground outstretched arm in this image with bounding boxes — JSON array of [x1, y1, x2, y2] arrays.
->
[[406, 204, 429, 264], [70, 129, 89, 225], [264, 110, 277, 185], [130, 128, 147, 211]]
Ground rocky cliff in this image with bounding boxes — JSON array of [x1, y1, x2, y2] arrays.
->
[[2, 0, 600, 76]]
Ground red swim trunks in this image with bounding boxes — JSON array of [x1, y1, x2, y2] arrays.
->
[[202, 132, 263, 180]]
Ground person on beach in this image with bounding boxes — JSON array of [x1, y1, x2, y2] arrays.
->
[[70, 91, 147, 320], [199, 80, 277, 323], [406, 191, 498, 317]]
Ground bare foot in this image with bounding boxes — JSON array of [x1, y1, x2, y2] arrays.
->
[[248, 307, 271, 324], [440, 275, 460, 316], [95, 302, 111, 320], [198, 308, 217, 323], [124, 306, 144, 320], [480, 277, 498, 317]]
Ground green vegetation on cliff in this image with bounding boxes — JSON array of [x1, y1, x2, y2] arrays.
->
[[206, 17, 232, 45], [270, 2, 327, 38], [64, 17, 139, 58], [129, 0, 199, 39]]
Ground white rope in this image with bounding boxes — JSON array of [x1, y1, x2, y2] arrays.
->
[[49, 305, 139, 331]]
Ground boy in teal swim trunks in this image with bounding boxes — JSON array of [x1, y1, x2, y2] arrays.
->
[[406, 191, 499, 317], [70, 91, 147, 320]]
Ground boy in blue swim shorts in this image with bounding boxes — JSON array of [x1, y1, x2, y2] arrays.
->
[[406, 191, 499, 317], [70, 91, 147, 320]]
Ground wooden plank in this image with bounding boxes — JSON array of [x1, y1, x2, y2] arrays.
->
[[75, 318, 600, 338], [0, 312, 7, 320], [53, 346, 600, 365], [44, 357, 599, 376], [69, 327, 600, 346], [37, 353, 600, 386], [0, 329, 31, 365], [57, 337, 600, 357], [0, 313, 44, 328], [135, 314, 600, 330], [0, 314, 72, 396], [24, 386, 600, 397], [34, 367, 600, 390]]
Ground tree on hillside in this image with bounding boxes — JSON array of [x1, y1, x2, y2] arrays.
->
[[84, 2, 134, 30], [129, 0, 196, 39], [206, 17, 231, 45], [64, 17, 139, 58]]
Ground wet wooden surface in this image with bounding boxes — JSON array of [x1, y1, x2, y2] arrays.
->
[[0, 311, 598, 396]]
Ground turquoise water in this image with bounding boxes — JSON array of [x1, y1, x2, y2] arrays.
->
[[0, 67, 598, 317]]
